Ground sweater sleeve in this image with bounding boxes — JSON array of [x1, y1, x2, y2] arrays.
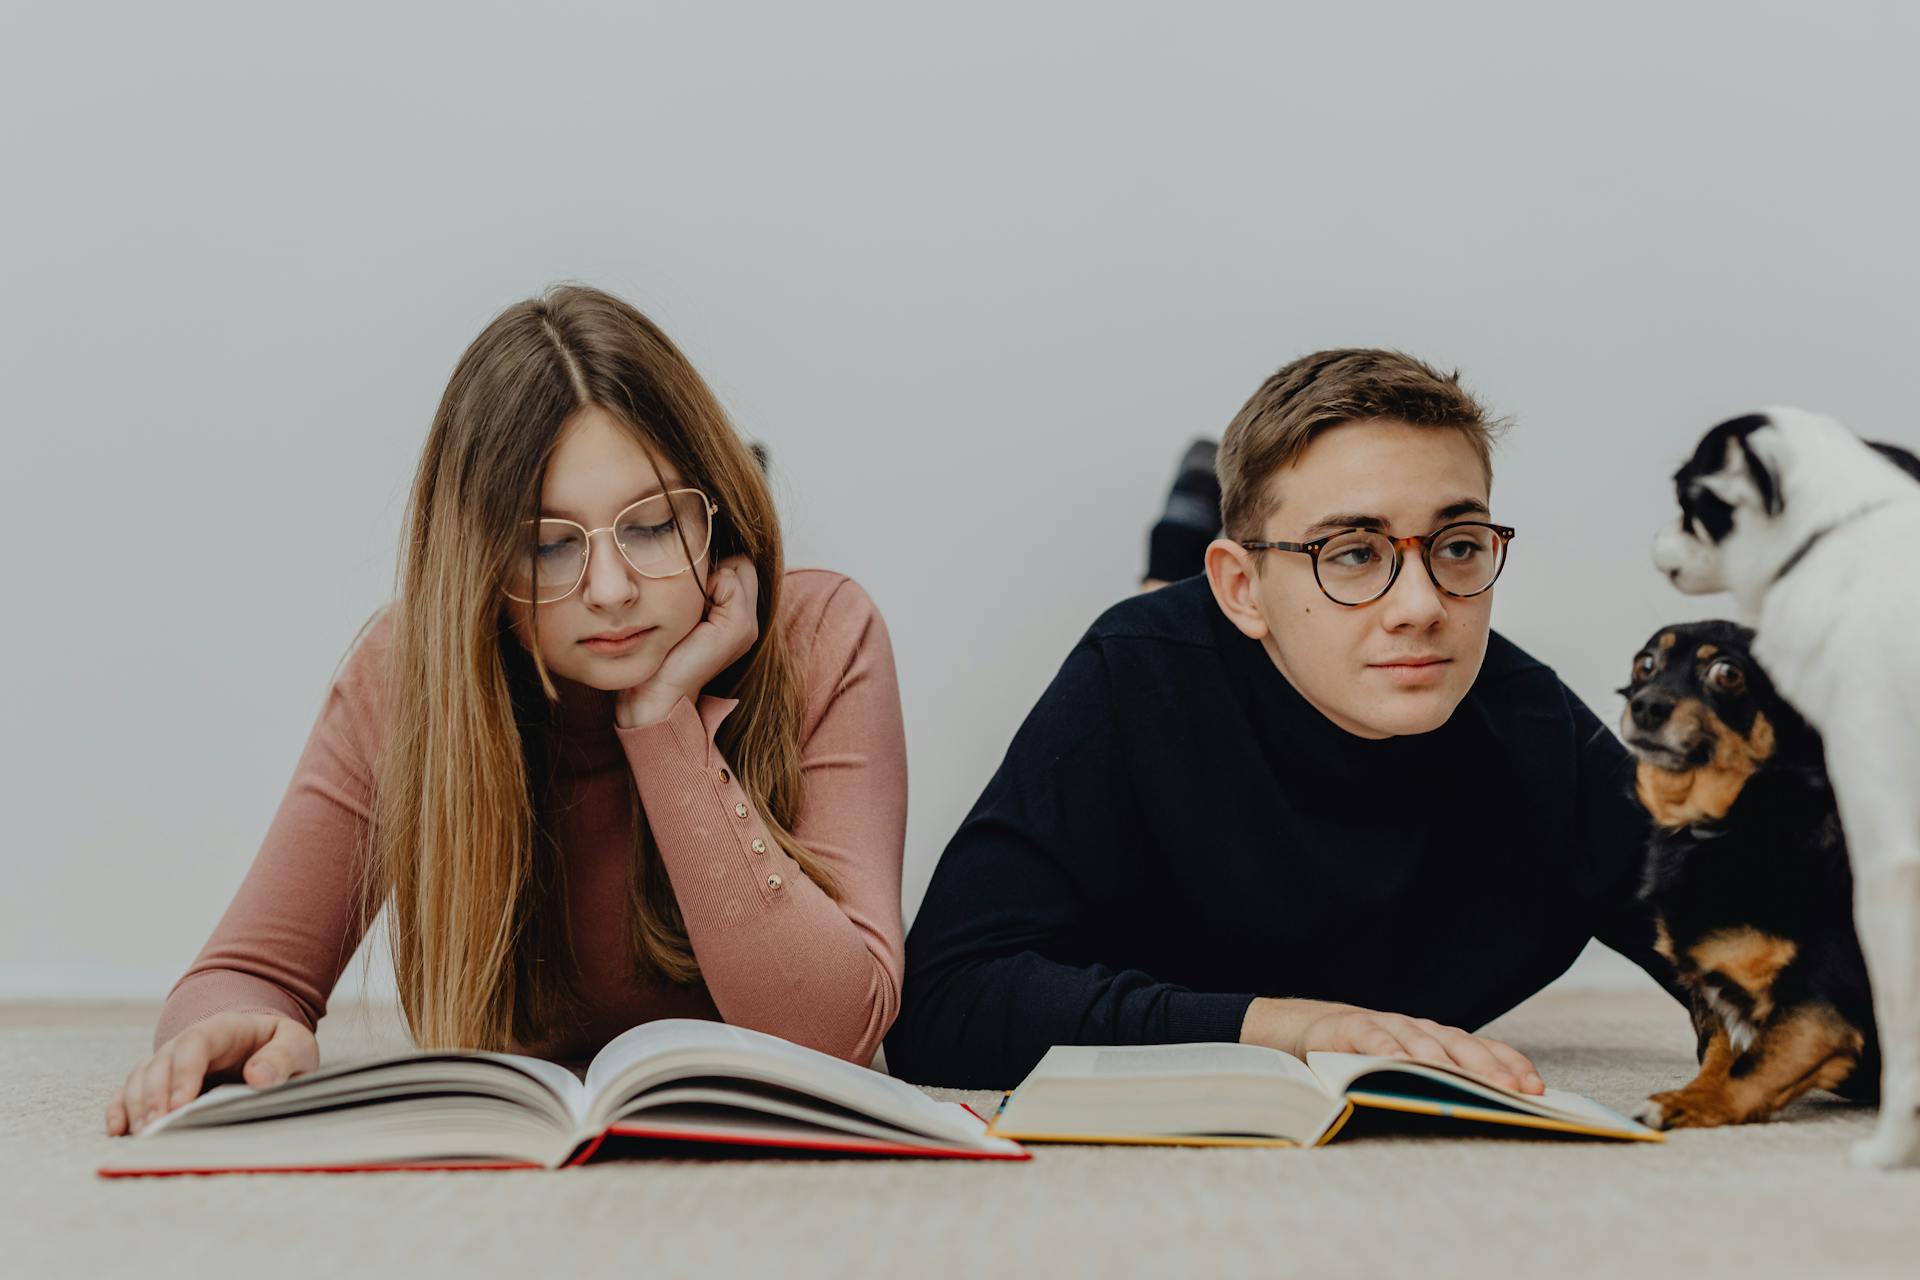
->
[[614, 576, 907, 1066], [153, 621, 386, 1048], [885, 641, 1255, 1090]]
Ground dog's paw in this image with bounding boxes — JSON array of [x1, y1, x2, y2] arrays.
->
[[1638, 1089, 1732, 1130], [1634, 1096, 1673, 1131], [1848, 1124, 1920, 1171]]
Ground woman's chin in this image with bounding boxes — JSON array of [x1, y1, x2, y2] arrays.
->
[[550, 651, 663, 692]]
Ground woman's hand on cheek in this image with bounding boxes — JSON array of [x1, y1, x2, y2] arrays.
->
[[615, 556, 760, 729]]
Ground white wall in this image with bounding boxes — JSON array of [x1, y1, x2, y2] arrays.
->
[[4, 1, 1915, 1003]]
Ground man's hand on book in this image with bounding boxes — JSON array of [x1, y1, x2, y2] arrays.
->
[[1240, 999, 1545, 1096], [106, 1012, 319, 1137]]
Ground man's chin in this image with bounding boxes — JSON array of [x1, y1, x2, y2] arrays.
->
[[1363, 684, 1467, 737]]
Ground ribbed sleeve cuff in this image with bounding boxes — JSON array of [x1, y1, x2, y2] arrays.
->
[[1159, 990, 1259, 1046], [154, 973, 313, 1048], [615, 693, 796, 921]]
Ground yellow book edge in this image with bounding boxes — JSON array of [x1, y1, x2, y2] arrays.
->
[[1342, 1091, 1665, 1143], [985, 1096, 1357, 1149], [984, 1089, 1664, 1147]]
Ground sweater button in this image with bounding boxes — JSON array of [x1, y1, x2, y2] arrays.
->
[[719, 768, 730, 782], [751, 839, 767, 854], [734, 803, 749, 819], [767, 874, 783, 891]]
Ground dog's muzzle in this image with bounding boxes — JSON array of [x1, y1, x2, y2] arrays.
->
[[1651, 519, 1728, 594]]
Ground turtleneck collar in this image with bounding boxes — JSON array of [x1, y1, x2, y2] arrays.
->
[[536, 674, 627, 775], [1209, 604, 1466, 805]]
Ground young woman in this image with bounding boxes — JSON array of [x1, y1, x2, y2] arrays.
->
[[106, 286, 907, 1136]]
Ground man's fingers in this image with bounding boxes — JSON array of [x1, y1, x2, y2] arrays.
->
[[1355, 1025, 1411, 1059], [1392, 1026, 1457, 1070], [1481, 1037, 1545, 1094], [1424, 1024, 1517, 1090], [105, 1090, 129, 1136]]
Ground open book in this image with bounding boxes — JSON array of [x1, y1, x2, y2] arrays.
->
[[100, 1019, 1028, 1176], [986, 1042, 1660, 1147]]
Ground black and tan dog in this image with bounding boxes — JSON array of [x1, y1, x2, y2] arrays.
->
[[1619, 620, 1879, 1129]]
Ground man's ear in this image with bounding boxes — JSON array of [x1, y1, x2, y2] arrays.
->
[[1205, 537, 1270, 641]]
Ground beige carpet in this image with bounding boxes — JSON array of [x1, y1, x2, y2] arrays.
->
[[4, 991, 1915, 1280]]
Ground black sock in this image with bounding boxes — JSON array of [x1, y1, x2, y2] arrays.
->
[[1145, 438, 1221, 583]]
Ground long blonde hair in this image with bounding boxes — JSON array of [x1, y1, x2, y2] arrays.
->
[[366, 285, 829, 1050]]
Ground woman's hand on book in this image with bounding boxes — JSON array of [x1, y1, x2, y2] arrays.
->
[[105, 1012, 319, 1136], [616, 556, 759, 729], [1240, 998, 1545, 1095]]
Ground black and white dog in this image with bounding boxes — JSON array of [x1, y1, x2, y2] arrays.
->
[[1652, 407, 1920, 1168]]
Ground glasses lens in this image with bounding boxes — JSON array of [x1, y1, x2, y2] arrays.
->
[[507, 521, 589, 603], [1428, 524, 1504, 596], [1316, 530, 1396, 604], [614, 490, 714, 578]]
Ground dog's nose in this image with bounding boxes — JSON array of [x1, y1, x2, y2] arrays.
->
[[1630, 693, 1675, 732]]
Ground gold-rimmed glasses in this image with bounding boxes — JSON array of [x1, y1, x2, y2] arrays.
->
[[505, 488, 719, 605]]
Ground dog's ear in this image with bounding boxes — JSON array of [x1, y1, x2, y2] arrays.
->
[[1688, 469, 1747, 509], [1869, 440, 1920, 485], [1685, 416, 1783, 516], [1733, 427, 1784, 516]]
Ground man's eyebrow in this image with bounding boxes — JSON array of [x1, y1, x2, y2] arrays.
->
[[1435, 497, 1491, 520], [1301, 513, 1390, 536], [539, 486, 670, 521], [1300, 497, 1490, 537]]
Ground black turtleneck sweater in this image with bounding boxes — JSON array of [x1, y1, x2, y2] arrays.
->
[[885, 577, 1684, 1089]]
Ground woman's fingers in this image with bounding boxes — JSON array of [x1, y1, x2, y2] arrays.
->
[[106, 1013, 299, 1137], [164, 1022, 242, 1110], [731, 557, 759, 612], [243, 1018, 318, 1088], [107, 1069, 141, 1136], [135, 1052, 176, 1134]]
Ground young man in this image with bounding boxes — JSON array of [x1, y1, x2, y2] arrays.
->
[[887, 349, 1682, 1090]]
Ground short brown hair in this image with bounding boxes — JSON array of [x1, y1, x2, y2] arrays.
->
[[1216, 349, 1506, 539]]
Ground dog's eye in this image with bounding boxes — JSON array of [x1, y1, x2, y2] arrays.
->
[[1631, 652, 1656, 682], [1706, 659, 1746, 694]]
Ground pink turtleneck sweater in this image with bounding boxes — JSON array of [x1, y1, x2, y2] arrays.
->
[[155, 569, 907, 1066]]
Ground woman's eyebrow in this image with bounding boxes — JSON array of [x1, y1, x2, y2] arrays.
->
[[539, 486, 671, 520]]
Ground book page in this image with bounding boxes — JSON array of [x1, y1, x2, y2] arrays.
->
[[140, 1053, 583, 1135], [1034, 1042, 1326, 1092], [582, 1019, 983, 1142], [1304, 1052, 1647, 1134], [473, 1052, 588, 1122], [993, 1043, 1345, 1145]]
